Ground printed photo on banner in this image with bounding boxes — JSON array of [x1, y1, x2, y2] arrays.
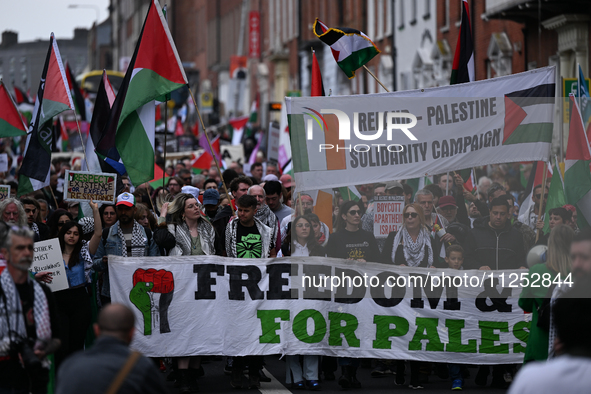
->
[[0, 185, 10, 201], [64, 170, 118, 203], [30, 238, 68, 292]]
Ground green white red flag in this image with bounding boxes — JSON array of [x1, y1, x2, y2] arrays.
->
[[0, 80, 27, 137], [564, 94, 591, 228], [313, 18, 380, 79], [19, 34, 74, 196], [102, 0, 187, 185]]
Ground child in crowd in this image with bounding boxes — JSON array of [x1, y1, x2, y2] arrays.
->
[[445, 244, 465, 391]]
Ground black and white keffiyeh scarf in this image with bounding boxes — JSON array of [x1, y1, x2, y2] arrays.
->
[[391, 226, 434, 267], [0, 269, 51, 356], [30, 222, 39, 238], [117, 221, 148, 257], [255, 204, 278, 230]]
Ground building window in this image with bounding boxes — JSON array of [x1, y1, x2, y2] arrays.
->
[[487, 32, 513, 77], [368, 0, 375, 40], [423, 0, 431, 20], [410, 0, 417, 25], [440, 0, 450, 33]]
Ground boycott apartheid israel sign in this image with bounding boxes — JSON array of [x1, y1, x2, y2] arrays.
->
[[64, 170, 117, 203], [374, 196, 404, 238], [286, 67, 555, 192], [110, 255, 536, 364]]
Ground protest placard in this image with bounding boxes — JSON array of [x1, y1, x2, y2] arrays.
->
[[0, 185, 10, 201], [64, 170, 117, 203], [110, 255, 534, 364], [373, 196, 405, 238], [30, 238, 68, 292], [0, 153, 8, 172]]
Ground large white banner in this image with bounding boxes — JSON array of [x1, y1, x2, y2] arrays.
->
[[110, 256, 531, 364], [287, 67, 555, 191]]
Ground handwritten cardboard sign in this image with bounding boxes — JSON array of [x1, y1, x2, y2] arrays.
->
[[30, 238, 68, 292], [373, 196, 405, 238], [0, 185, 10, 201], [64, 170, 117, 203]]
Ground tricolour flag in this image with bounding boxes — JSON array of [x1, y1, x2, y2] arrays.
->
[[83, 70, 116, 173], [564, 94, 591, 228], [313, 18, 380, 79], [517, 161, 552, 225], [450, 0, 474, 85], [0, 80, 27, 137], [463, 169, 476, 193], [65, 62, 87, 122], [19, 34, 74, 196], [311, 50, 325, 97], [543, 159, 566, 233], [228, 116, 249, 146], [339, 185, 361, 202], [102, 0, 187, 185]]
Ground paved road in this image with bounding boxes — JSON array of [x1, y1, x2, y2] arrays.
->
[[162, 356, 511, 393]]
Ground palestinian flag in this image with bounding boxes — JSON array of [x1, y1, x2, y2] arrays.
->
[[102, 0, 187, 186], [518, 160, 552, 225], [313, 18, 380, 79], [19, 34, 74, 196], [229, 115, 249, 145], [0, 80, 27, 137], [148, 163, 169, 189], [13, 86, 31, 105], [55, 115, 68, 151], [311, 50, 325, 97], [463, 169, 476, 192], [502, 83, 555, 146], [248, 97, 258, 124], [450, 0, 474, 85], [564, 94, 591, 228], [65, 62, 87, 121], [84, 70, 116, 172]]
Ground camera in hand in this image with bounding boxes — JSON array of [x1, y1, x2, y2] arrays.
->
[[9, 335, 42, 370]]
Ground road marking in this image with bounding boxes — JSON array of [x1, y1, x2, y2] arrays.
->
[[258, 367, 292, 394]]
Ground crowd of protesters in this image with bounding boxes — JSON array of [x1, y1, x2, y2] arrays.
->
[[0, 153, 588, 394]]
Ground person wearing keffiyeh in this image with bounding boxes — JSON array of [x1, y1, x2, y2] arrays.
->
[[0, 225, 61, 393], [248, 185, 281, 253], [92, 193, 160, 305]]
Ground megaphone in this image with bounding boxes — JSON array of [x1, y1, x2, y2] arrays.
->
[[527, 245, 548, 268]]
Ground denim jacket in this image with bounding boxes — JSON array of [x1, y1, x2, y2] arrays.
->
[[92, 221, 160, 298]]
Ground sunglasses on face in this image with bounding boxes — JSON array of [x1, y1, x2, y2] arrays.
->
[[535, 193, 548, 199], [404, 212, 419, 219], [347, 210, 361, 216], [182, 178, 192, 183]]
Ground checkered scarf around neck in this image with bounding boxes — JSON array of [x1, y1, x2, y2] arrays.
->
[[0, 269, 51, 356], [117, 221, 147, 257], [255, 204, 277, 228], [391, 226, 434, 267]]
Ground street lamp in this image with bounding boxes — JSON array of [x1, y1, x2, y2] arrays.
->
[[68, 4, 100, 69]]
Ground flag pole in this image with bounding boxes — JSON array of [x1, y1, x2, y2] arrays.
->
[[73, 116, 90, 170], [187, 87, 235, 216], [363, 65, 390, 92], [535, 162, 548, 243], [144, 182, 157, 213], [163, 102, 168, 189], [47, 186, 59, 209]]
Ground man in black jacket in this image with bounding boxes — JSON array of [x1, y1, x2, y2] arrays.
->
[[56, 304, 168, 394], [470, 197, 526, 271]]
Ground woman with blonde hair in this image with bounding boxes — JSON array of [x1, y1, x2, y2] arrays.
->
[[154, 193, 216, 393], [519, 223, 574, 363]]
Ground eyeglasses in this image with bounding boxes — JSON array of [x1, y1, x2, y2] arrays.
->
[[347, 210, 361, 216], [535, 193, 549, 199], [295, 223, 310, 228], [403, 212, 419, 219]]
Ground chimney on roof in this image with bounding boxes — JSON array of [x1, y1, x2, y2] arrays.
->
[[1, 31, 18, 48]]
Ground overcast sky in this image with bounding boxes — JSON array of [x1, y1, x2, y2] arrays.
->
[[0, 0, 109, 42]]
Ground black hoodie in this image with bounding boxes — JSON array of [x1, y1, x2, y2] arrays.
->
[[469, 216, 526, 270]]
